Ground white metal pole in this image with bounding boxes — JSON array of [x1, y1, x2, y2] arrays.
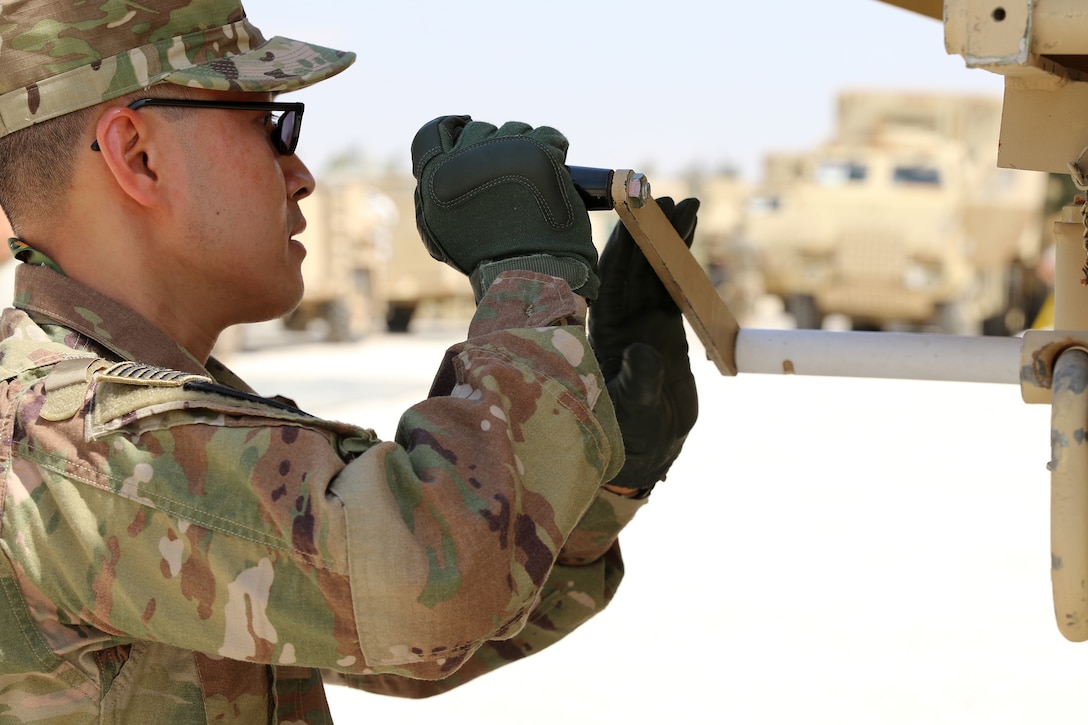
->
[[733, 329, 1022, 385]]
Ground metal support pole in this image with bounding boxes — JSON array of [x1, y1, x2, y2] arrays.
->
[[1050, 348, 1088, 642]]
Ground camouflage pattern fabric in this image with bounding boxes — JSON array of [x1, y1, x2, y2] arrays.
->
[[0, 0, 355, 137], [0, 263, 640, 723]]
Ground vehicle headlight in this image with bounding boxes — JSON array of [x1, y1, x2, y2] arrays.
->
[[903, 260, 942, 290]]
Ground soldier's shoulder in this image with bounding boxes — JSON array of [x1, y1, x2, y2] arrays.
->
[[32, 357, 378, 451], [30, 358, 307, 425], [90, 361, 312, 424], [97, 361, 304, 413]]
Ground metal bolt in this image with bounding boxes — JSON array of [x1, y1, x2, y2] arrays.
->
[[626, 172, 651, 208]]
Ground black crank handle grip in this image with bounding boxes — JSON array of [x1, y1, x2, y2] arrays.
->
[[567, 166, 615, 211]]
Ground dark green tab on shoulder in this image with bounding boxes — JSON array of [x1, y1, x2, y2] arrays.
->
[[183, 380, 310, 416]]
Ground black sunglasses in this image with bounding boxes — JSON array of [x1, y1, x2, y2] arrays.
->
[[90, 98, 306, 155]]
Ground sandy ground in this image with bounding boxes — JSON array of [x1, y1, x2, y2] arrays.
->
[[226, 316, 1086, 724]]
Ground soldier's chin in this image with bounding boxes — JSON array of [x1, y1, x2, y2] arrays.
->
[[247, 280, 305, 325], [277, 285, 306, 321]]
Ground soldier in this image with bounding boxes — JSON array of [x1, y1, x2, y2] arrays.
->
[[0, 1, 697, 722]]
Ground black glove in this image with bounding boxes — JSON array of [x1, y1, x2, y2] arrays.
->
[[589, 197, 700, 495], [411, 115, 598, 301]]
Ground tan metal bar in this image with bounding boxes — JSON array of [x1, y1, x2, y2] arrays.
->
[[1050, 347, 1088, 642], [946, 0, 1088, 69], [608, 170, 740, 376], [879, 0, 942, 20]]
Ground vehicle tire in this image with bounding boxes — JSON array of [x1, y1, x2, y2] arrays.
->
[[282, 308, 309, 332], [936, 301, 981, 336], [386, 302, 416, 333], [326, 299, 362, 343], [785, 294, 821, 329]]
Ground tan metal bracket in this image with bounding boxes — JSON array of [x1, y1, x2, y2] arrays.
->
[[1020, 330, 1088, 404], [607, 169, 740, 376]]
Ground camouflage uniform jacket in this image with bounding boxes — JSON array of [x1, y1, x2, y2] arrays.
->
[[0, 263, 643, 723]]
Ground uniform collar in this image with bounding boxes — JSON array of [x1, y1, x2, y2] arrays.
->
[[8, 237, 64, 274], [13, 263, 232, 381]]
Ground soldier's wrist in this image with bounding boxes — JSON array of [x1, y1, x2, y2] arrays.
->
[[603, 482, 654, 498], [470, 254, 598, 302]]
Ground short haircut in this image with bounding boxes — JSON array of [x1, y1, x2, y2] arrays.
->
[[0, 84, 201, 233]]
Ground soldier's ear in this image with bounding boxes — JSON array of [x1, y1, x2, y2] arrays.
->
[[92, 106, 164, 209]]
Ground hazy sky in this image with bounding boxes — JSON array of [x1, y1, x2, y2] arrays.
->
[[258, 0, 1005, 181]]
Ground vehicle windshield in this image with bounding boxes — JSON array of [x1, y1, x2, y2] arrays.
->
[[893, 164, 941, 185], [814, 160, 867, 186]]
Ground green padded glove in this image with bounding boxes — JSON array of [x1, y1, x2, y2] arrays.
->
[[411, 115, 599, 301], [589, 197, 700, 495]]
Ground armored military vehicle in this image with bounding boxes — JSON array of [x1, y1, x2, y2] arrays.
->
[[282, 163, 473, 338], [365, 171, 474, 333], [634, 170, 756, 322], [745, 90, 1049, 334], [282, 176, 396, 342]]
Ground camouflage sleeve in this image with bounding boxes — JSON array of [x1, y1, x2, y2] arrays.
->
[[327, 489, 646, 697], [325, 272, 625, 679], [2, 271, 624, 682]]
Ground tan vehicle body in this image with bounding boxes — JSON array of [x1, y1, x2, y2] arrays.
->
[[629, 172, 755, 321], [368, 171, 473, 332], [285, 176, 396, 341], [286, 168, 472, 338], [746, 91, 1049, 333]]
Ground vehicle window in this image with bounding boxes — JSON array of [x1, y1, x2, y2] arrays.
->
[[814, 160, 867, 186], [747, 195, 780, 213], [893, 165, 941, 185]]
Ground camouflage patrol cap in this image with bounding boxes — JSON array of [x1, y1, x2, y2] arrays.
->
[[0, 0, 356, 138]]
